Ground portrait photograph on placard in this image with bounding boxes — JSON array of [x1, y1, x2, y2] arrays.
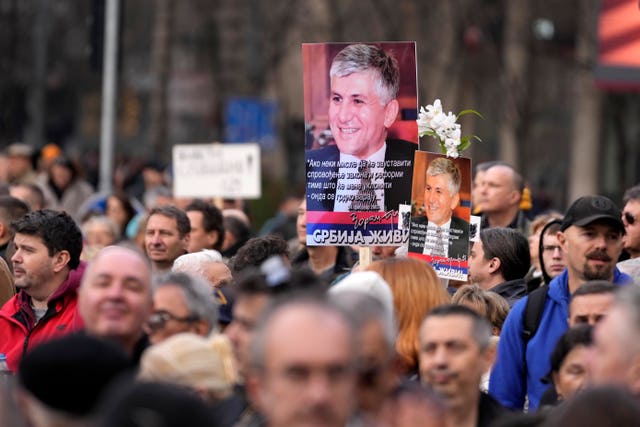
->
[[302, 41, 418, 246], [408, 151, 472, 280]]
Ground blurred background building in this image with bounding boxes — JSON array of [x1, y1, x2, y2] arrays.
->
[[0, 0, 638, 227]]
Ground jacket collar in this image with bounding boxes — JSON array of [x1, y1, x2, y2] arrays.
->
[[15, 261, 86, 330], [490, 278, 527, 299], [547, 267, 632, 305]]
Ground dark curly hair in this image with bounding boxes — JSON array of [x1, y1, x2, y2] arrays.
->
[[231, 235, 289, 274], [548, 324, 593, 376], [11, 209, 83, 269]]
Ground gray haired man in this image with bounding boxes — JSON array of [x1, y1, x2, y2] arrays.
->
[[145, 271, 217, 344], [592, 285, 640, 396], [419, 305, 507, 427], [305, 43, 416, 212], [410, 157, 470, 260], [172, 249, 232, 289], [247, 296, 358, 427], [329, 271, 398, 424]]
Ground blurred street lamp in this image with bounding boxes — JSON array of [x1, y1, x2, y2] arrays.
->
[[533, 18, 555, 41]]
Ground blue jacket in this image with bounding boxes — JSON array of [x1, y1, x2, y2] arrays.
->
[[488, 268, 631, 411]]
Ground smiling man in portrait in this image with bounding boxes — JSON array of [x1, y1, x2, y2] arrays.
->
[[409, 156, 470, 261], [305, 43, 416, 213]]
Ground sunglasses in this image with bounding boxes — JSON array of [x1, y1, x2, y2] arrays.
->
[[146, 310, 199, 332], [624, 212, 637, 225]]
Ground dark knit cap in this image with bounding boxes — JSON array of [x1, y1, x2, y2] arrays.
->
[[216, 284, 235, 325], [97, 381, 214, 427], [18, 333, 132, 416]]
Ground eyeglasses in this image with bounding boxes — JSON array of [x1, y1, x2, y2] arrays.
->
[[624, 212, 637, 225], [146, 310, 199, 332]]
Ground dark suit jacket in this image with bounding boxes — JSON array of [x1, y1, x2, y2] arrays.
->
[[409, 215, 470, 261], [305, 139, 416, 212], [477, 392, 509, 427]]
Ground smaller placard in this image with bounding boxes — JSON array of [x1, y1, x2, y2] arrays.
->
[[173, 143, 261, 199], [469, 215, 481, 242]]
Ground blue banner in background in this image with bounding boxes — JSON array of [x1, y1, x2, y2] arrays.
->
[[224, 97, 278, 150]]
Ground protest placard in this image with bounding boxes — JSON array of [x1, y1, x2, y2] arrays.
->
[[173, 143, 261, 199], [303, 41, 418, 246], [408, 151, 472, 280]]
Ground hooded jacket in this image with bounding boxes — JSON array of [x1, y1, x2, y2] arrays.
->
[[488, 268, 630, 411], [0, 262, 86, 372]]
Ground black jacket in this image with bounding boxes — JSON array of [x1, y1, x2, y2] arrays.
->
[[477, 392, 510, 427], [489, 278, 528, 307]]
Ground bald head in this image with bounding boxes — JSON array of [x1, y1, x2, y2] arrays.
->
[[478, 164, 523, 217], [85, 245, 151, 277], [488, 165, 520, 191], [249, 298, 357, 427], [79, 246, 153, 353], [250, 299, 356, 372]]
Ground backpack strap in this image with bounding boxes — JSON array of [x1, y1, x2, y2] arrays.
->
[[517, 284, 549, 402], [521, 285, 549, 344]]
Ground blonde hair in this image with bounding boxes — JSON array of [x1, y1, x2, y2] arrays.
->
[[484, 291, 510, 334], [452, 284, 488, 317], [367, 258, 450, 373], [530, 211, 563, 236], [138, 333, 237, 401], [451, 284, 510, 335]]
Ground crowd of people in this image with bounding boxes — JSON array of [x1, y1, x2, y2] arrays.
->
[[0, 44, 640, 427], [0, 139, 639, 427], [1, 43, 640, 426]]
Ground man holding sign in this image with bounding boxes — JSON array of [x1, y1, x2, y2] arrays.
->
[[306, 43, 416, 213]]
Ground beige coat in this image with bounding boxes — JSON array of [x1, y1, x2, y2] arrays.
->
[[0, 257, 14, 307]]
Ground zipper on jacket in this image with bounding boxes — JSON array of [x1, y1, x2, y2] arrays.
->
[[21, 305, 59, 358]]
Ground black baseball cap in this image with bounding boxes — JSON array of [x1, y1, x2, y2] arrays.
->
[[560, 195, 624, 232]]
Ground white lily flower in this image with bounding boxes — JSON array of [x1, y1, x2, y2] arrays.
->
[[431, 112, 449, 129], [426, 99, 443, 117], [445, 123, 461, 140], [415, 99, 481, 158], [444, 138, 460, 151], [435, 127, 448, 140], [442, 112, 457, 129]]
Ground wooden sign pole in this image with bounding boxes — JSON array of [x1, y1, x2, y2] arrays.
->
[[359, 246, 372, 269]]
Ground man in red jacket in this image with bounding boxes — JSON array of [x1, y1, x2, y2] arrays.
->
[[0, 209, 85, 372]]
